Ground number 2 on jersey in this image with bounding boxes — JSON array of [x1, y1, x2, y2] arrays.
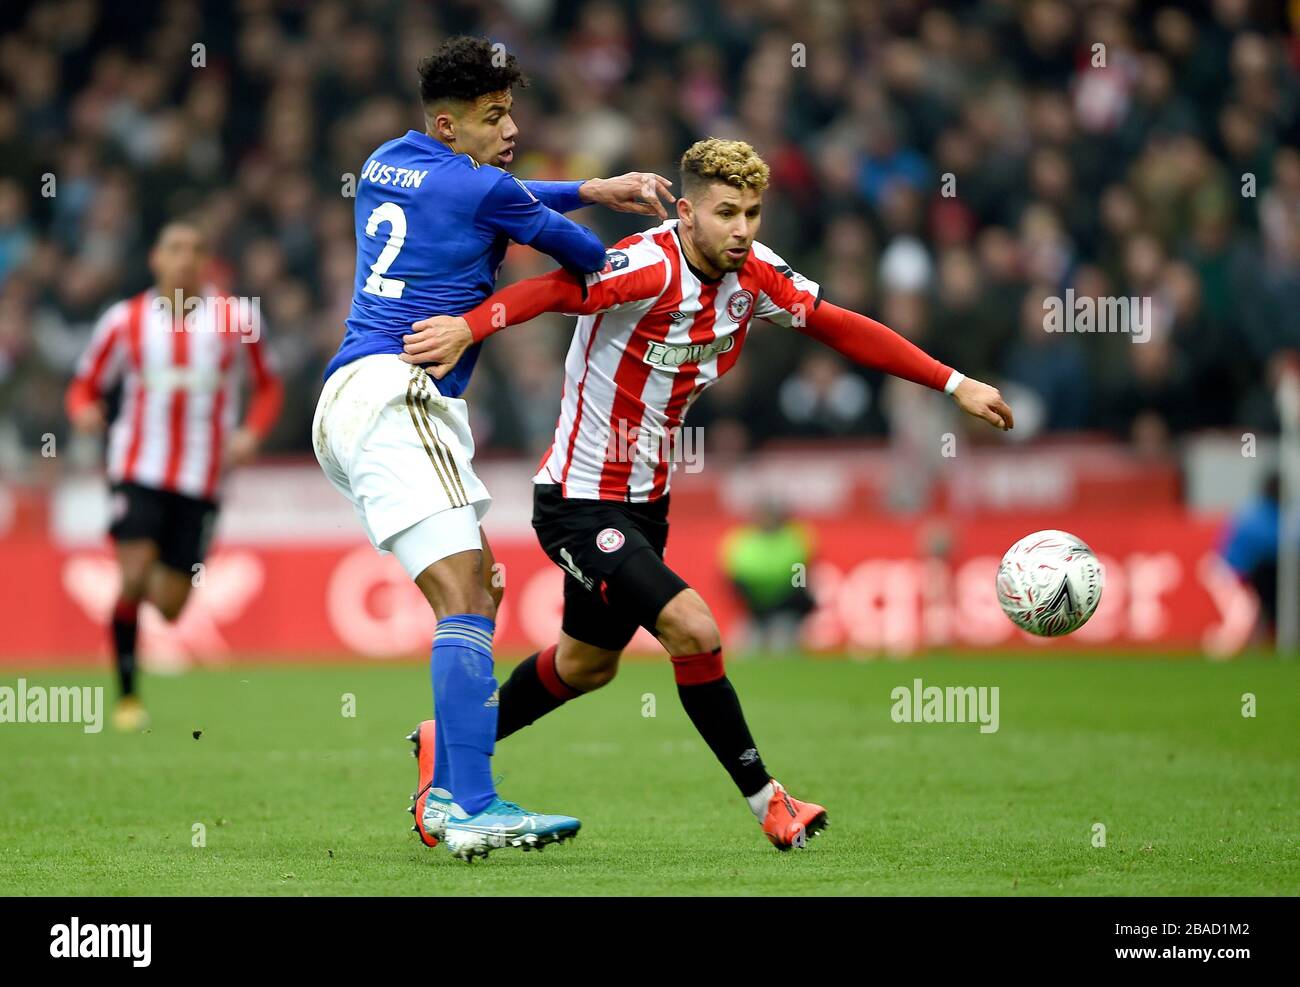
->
[[362, 202, 407, 299]]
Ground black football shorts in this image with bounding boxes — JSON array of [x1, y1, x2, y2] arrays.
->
[[108, 482, 219, 575], [532, 483, 689, 651]]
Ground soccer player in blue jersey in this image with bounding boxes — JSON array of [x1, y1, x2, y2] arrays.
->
[[312, 36, 674, 861]]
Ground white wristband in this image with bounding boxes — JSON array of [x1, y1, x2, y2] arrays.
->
[[944, 370, 965, 395]]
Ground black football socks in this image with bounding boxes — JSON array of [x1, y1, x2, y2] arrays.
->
[[111, 597, 139, 697], [672, 648, 769, 797], [495, 644, 582, 740]]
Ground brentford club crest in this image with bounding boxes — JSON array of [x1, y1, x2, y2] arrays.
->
[[726, 289, 754, 322], [596, 528, 625, 553]]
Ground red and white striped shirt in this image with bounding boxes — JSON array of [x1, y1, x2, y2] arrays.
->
[[65, 288, 283, 501], [463, 220, 955, 502]]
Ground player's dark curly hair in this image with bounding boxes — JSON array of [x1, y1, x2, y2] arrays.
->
[[417, 36, 528, 106]]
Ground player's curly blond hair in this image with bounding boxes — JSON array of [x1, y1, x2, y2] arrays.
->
[[680, 139, 770, 198]]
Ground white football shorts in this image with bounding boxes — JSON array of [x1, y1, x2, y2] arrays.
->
[[313, 354, 491, 577]]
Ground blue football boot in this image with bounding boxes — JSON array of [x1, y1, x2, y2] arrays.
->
[[442, 797, 581, 862]]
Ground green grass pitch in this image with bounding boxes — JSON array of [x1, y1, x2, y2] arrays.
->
[[1, 656, 1296, 896]]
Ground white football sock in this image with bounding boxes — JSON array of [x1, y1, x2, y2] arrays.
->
[[747, 780, 776, 821]]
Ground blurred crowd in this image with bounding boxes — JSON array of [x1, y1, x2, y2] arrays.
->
[[1, 0, 1298, 475]]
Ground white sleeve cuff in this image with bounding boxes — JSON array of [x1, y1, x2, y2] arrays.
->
[[944, 370, 965, 395]]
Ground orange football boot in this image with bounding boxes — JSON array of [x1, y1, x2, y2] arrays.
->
[[760, 780, 828, 850], [406, 720, 441, 847]]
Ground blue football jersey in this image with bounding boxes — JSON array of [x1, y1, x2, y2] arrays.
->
[[325, 129, 603, 397]]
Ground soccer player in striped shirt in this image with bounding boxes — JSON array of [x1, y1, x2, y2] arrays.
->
[[401, 138, 1015, 850], [66, 220, 283, 731]]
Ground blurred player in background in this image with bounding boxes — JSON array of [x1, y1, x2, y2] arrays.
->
[[310, 36, 674, 860], [402, 138, 1015, 849], [65, 220, 283, 731], [721, 500, 817, 655], [1219, 468, 1286, 643]]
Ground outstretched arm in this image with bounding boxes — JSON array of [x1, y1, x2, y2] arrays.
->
[[490, 173, 675, 273], [402, 244, 668, 377], [796, 301, 1014, 430], [400, 269, 596, 377], [525, 173, 676, 219], [522, 181, 586, 213], [478, 174, 605, 272], [751, 245, 1013, 431]]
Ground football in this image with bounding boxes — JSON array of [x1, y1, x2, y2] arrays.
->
[[996, 530, 1104, 637]]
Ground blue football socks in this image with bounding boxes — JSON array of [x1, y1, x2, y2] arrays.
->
[[430, 614, 498, 815]]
